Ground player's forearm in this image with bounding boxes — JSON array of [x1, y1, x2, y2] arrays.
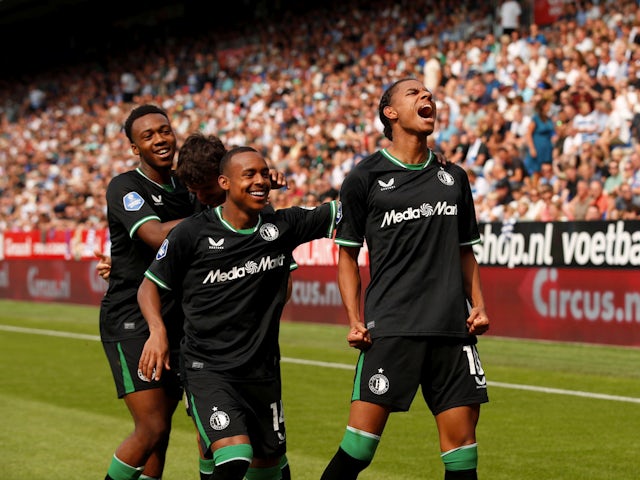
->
[[138, 218, 184, 250], [137, 277, 168, 336], [338, 247, 363, 328], [461, 246, 485, 310]]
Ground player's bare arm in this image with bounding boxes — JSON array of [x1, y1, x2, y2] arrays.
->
[[137, 277, 171, 380], [137, 218, 184, 250], [460, 245, 490, 335], [338, 246, 371, 349]]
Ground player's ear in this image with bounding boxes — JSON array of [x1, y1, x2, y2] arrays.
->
[[383, 105, 397, 120], [130, 143, 140, 156], [218, 175, 230, 191]]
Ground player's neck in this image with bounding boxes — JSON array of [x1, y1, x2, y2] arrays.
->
[[386, 136, 430, 165], [139, 162, 172, 185], [218, 204, 260, 231]]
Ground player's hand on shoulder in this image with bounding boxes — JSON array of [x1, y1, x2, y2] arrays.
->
[[434, 150, 450, 166], [269, 168, 288, 189]]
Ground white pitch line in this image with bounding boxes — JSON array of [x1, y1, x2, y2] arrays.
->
[[0, 324, 100, 341], [3, 325, 640, 404]]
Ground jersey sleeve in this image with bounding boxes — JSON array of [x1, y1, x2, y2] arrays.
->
[[285, 200, 340, 245], [456, 166, 481, 246], [107, 175, 161, 238], [144, 220, 195, 291], [334, 167, 367, 247]]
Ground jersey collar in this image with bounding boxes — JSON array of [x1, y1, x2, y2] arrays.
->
[[214, 205, 262, 234], [135, 167, 176, 191], [381, 148, 433, 170]]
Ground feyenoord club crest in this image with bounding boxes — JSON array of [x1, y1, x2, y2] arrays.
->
[[259, 223, 279, 241], [368, 368, 389, 395], [209, 407, 230, 431], [437, 169, 455, 186]]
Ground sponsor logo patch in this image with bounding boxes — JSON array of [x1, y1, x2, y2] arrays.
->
[[156, 239, 169, 260], [123, 192, 144, 211]]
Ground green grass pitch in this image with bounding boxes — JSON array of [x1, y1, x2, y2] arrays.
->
[[1, 299, 639, 479]]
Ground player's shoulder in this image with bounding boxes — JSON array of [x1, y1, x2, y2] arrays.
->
[[437, 160, 468, 179], [107, 169, 137, 188], [170, 209, 209, 238], [351, 150, 385, 173], [271, 201, 337, 221], [341, 151, 385, 188]]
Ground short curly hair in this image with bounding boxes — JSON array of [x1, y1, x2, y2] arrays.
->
[[122, 104, 169, 143], [175, 132, 227, 187]]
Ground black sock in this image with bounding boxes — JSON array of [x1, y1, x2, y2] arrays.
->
[[320, 447, 370, 480], [280, 463, 291, 480], [211, 459, 249, 480], [445, 469, 478, 479]]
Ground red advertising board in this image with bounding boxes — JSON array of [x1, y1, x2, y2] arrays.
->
[[0, 258, 107, 305], [1, 220, 639, 347], [479, 267, 640, 346], [1, 229, 107, 260]]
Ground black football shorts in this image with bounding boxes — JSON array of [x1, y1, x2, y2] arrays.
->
[[102, 336, 183, 399], [182, 369, 287, 460], [351, 336, 489, 415]]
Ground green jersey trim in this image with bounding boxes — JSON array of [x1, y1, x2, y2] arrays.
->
[[129, 215, 161, 238], [144, 269, 172, 291], [381, 148, 433, 170], [214, 206, 262, 234]]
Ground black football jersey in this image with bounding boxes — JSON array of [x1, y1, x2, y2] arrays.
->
[[100, 168, 195, 342], [334, 149, 480, 338], [144, 201, 340, 379]]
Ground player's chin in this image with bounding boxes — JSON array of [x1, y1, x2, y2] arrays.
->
[[248, 194, 269, 207], [422, 123, 435, 134]]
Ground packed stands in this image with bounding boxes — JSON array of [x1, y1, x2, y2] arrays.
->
[[1, 0, 640, 235]]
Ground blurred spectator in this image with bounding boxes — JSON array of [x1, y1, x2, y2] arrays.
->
[[526, 23, 548, 46], [533, 183, 555, 221], [572, 100, 599, 145], [613, 183, 640, 218], [584, 204, 603, 220], [463, 126, 490, 175], [602, 155, 625, 194], [494, 176, 514, 205], [119, 71, 139, 103], [523, 97, 556, 188], [517, 198, 534, 220], [589, 179, 610, 217], [564, 178, 592, 220], [498, 0, 522, 37], [466, 167, 491, 204], [2, 0, 640, 232]]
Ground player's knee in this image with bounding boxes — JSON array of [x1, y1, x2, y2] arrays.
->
[[442, 443, 478, 479], [136, 420, 171, 448], [340, 426, 380, 462]]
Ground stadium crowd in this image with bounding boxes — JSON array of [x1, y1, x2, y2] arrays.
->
[[2, 0, 640, 235]]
